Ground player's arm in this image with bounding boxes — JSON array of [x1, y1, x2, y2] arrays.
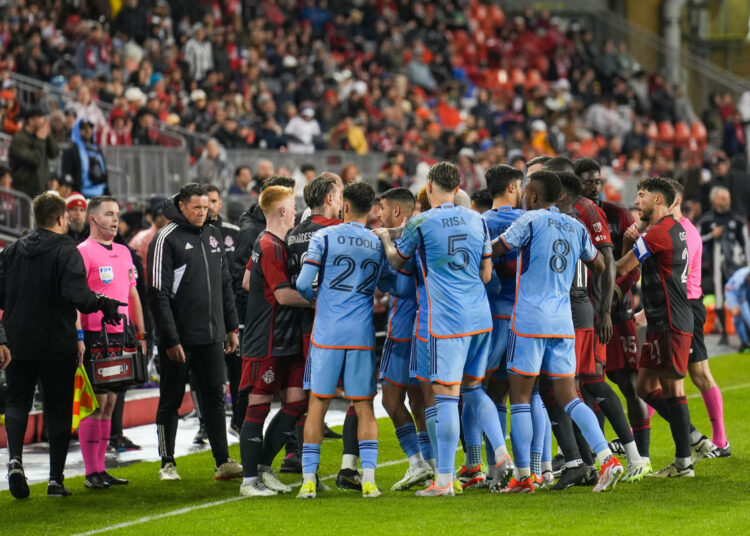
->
[[375, 228, 408, 270], [491, 237, 510, 257], [376, 220, 420, 271], [616, 249, 641, 277], [260, 240, 311, 309], [480, 257, 492, 283], [585, 251, 606, 273], [275, 287, 312, 307], [595, 245, 615, 343], [295, 261, 318, 302]]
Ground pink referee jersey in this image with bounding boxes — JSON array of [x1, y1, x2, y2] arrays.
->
[[77, 238, 136, 333], [680, 216, 703, 300]]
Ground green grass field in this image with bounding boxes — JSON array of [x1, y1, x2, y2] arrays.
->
[[4, 351, 750, 536]]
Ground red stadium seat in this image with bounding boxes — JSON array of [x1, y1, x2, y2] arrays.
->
[[658, 121, 675, 143]]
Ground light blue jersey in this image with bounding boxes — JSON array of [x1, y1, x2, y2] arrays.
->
[[499, 207, 599, 338], [482, 206, 524, 319], [386, 240, 417, 342], [396, 203, 492, 338], [725, 266, 750, 308], [297, 222, 387, 349]]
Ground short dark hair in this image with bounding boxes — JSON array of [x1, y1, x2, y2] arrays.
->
[[261, 175, 295, 192], [667, 178, 685, 197], [234, 165, 250, 177], [204, 184, 221, 195], [177, 182, 207, 203], [557, 172, 583, 197], [637, 177, 675, 207], [87, 195, 119, 215], [527, 155, 551, 167], [343, 182, 375, 216], [543, 156, 575, 173], [0, 164, 11, 178], [574, 157, 601, 176], [529, 170, 562, 204], [33, 192, 66, 229], [485, 164, 523, 198], [307, 175, 337, 209], [470, 188, 493, 212], [379, 187, 415, 209], [427, 161, 460, 191], [300, 163, 316, 174]]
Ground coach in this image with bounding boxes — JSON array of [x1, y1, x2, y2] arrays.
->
[[1, 193, 123, 499], [147, 183, 241, 482]]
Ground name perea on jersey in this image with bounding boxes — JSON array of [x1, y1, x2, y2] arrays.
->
[[441, 216, 467, 228], [336, 234, 382, 252], [548, 217, 575, 233]]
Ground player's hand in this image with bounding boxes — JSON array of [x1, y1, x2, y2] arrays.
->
[[35, 118, 50, 140], [374, 227, 391, 243], [139, 339, 147, 356], [225, 331, 239, 354], [97, 295, 127, 325], [595, 313, 613, 345], [166, 344, 186, 363], [712, 226, 724, 239], [634, 309, 647, 329], [623, 223, 640, 248], [388, 226, 404, 240], [77, 340, 85, 366], [0, 344, 11, 369]]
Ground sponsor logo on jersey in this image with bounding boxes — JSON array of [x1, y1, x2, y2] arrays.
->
[[185, 242, 194, 250], [99, 266, 114, 284]]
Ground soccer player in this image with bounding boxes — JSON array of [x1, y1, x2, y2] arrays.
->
[[576, 158, 651, 465], [238, 186, 311, 497], [377, 187, 434, 490], [296, 182, 388, 499], [493, 170, 624, 493], [376, 162, 513, 497], [724, 266, 750, 351], [616, 178, 695, 477], [470, 188, 493, 214]]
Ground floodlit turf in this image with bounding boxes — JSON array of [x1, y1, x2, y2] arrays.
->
[[3, 352, 750, 535]]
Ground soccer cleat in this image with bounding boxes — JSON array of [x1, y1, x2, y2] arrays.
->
[[416, 481, 455, 497], [280, 452, 302, 474], [453, 479, 463, 494], [622, 461, 651, 483], [47, 480, 72, 497], [593, 456, 624, 492], [228, 423, 241, 440], [118, 435, 142, 451], [532, 474, 543, 489], [551, 463, 589, 491], [608, 438, 625, 456], [100, 471, 129, 486], [691, 434, 716, 463], [649, 463, 695, 478], [7, 459, 30, 499], [705, 442, 732, 459], [240, 479, 277, 497], [581, 466, 598, 486], [542, 470, 555, 487], [323, 423, 343, 439], [297, 480, 317, 499], [316, 474, 331, 492], [259, 467, 292, 493], [498, 475, 535, 494], [391, 463, 433, 491], [158, 463, 181, 481], [193, 424, 208, 445], [551, 453, 566, 477], [335, 468, 362, 491], [457, 463, 486, 489], [84, 473, 111, 489], [494, 454, 515, 489], [215, 458, 243, 480], [362, 481, 382, 498]]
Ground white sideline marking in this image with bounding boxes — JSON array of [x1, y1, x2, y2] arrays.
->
[[687, 381, 750, 399], [68, 458, 408, 536]]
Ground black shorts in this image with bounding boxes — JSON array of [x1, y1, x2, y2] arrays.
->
[[689, 299, 708, 364], [84, 331, 127, 394]]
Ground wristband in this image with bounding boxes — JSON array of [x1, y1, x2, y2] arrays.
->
[[77, 329, 85, 341], [135, 333, 147, 341]]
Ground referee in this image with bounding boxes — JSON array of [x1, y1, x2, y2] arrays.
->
[[1, 193, 124, 499]]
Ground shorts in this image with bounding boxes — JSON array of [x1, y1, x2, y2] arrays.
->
[[487, 317, 510, 375], [507, 331, 576, 378], [380, 338, 416, 388], [239, 354, 304, 393], [429, 331, 490, 385], [606, 320, 639, 372], [304, 345, 376, 399], [302, 333, 312, 360], [84, 331, 126, 394], [575, 328, 606, 376], [640, 330, 693, 377], [410, 337, 430, 383], [689, 299, 708, 364]]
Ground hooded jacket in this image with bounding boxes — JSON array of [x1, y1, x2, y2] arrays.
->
[[147, 197, 238, 349], [8, 126, 59, 199], [233, 204, 266, 319], [0, 229, 101, 360], [62, 119, 108, 198]]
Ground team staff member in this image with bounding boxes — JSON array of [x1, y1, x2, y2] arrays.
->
[[148, 183, 241, 482], [2, 193, 123, 499], [77, 195, 147, 490]]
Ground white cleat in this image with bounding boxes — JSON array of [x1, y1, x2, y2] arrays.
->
[[158, 462, 181, 481], [691, 435, 717, 463], [259, 467, 292, 493], [621, 461, 651, 483], [240, 479, 277, 497], [215, 458, 243, 480], [648, 463, 695, 478], [391, 463, 434, 491]]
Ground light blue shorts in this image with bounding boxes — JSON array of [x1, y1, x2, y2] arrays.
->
[[507, 332, 576, 378], [409, 337, 430, 383], [488, 317, 511, 380], [428, 331, 491, 385], [380, 338, 417, 387], [304, 345, 377, 399]]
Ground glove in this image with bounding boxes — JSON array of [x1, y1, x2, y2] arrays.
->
[[96, 295, 127, 326]]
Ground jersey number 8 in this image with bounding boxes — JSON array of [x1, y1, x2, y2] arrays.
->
[[549, 239, 570, 273]]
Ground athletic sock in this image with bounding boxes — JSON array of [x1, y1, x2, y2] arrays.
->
[[302, 443, 321, 482], [701, 386, 727, 448], [459, 386, 482, 467], [417, 430, 434, 465], [530, 452, 542, 477], [631, 419, 651, 459], [541, 389, 582, 462], [542, 412, 552, 464], [643, 389, 670, 422], [485, 434, 496, 466], [240, 403, 270, 478], [97, 419, 111, 474], [462, 384, 505, 463], [395, 422, 421, 459], [646, 404, 656, 419], [78, 418, 100, 476], [581, 387, 605, 432], [666, 396, 692, 460], [260, 406, 298, 466], [497, 402, 508, 439], [530, 388, 546, 471], [342, 405, 359, 458], [573, 423, 594, 466], [435, 395, 460, 486], [583, 377, 639, 463], [424, 405, 438, 463], [359, 440, 378, 484], [564, 398, 608, 457], [509, 403, 532, 471], [341, 454, 358, 471]]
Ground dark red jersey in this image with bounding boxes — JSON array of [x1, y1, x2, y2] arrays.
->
[[600, 200, 640, 323]]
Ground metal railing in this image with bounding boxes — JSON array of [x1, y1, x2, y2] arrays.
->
[[101, 146, 190, 200]]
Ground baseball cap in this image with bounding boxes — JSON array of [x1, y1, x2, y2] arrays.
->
[[66, 192, 87, 210]]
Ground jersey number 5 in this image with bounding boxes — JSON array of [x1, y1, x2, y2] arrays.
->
[[329, 255, 380, 295], [447, 234, 470, 270]]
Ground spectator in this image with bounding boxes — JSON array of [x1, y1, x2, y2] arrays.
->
[[128, 198, 169, 275], [114, 0, 149, 45], [0, 87, 21, 136], [75, 21, 110, 80], [227, 166, 252, 196], [214, 113, 248, 150], [65, 192, 89, 244], [194, 138, 233, 188], [99, 108, 132, 147], [61, 119, 109, 198], [284, 107, 320, 154], [183, 23, 213, 82], [132, 110, 157, 146], [74, 85, 106, 130], [8, 107, 59, 199], [253, 114, 286, 150]]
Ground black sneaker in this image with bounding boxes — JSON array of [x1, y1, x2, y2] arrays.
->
[[705, 442, 732, 459], [579, 465, 598, 486], [119, 435, 142, 451], [7, 459, 30, 499], [280, 452, 302, 474], [335, 468, 362, 491], [551, 463, 589, 491], [193, 424, 208, 445], [323, 423, 343, 439], [608, 438, 625, 455], [551, 453, 566, 477], [48, 479, 72, 497], [100, 471, 129, 485], [84, 473, 111, 489], [106, 440, 120, 453]]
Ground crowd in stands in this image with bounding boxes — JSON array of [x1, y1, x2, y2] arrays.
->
[[0, 1, 746, 206]]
